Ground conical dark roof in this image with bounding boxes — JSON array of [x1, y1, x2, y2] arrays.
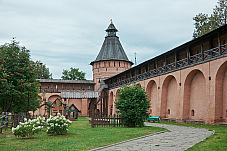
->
[[90, 22, 133, 65], [105, 23, 118, 32]]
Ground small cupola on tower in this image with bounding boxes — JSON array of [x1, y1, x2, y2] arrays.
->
[[105, 20, 118, 36], [90, 20, 133, 90]]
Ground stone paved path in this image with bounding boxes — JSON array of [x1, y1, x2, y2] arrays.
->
[[90, 122, 214, 151]]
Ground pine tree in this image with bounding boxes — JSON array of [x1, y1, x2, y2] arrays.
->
[[193, 0, 227, 39], [0, 39, 40, 112]]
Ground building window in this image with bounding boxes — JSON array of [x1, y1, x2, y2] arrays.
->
[[119, 62, 120, 67], [191, 110, 195, 116], [56, 85, 58, 89], [167, 109, 170, 115], [114, 62, 115, 67], [226, 110, 227, 117], [88, 86, 90, 90]]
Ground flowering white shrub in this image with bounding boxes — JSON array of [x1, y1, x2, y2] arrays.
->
[[46, 113, 72, 135], [12, 117, 45, 137]]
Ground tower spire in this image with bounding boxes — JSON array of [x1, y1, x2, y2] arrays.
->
[[90, 22, 133, 65]]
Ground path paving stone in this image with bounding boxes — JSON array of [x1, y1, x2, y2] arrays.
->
[[90, 122, 214, 151]]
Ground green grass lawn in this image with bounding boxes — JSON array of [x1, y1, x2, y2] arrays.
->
[[160, 121, 227, 151], [0, 119, 165, 151], [77, 116, 88, 120]]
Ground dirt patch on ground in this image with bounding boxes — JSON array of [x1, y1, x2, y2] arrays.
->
[[141, 130, 155, 134]]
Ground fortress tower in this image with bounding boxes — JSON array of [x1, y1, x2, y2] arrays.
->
[[90, 21, 133, 90]]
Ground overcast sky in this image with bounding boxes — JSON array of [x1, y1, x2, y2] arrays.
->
[[0, 0, 218, 80]]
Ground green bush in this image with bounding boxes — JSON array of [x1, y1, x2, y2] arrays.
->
[[115, 83, 150, 127]]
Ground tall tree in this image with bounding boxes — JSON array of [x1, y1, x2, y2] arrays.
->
[[31, 60, 52, 79], [61, 67, 86, 80], [0, 39, 40, 112], [193, 0, 227, 39]]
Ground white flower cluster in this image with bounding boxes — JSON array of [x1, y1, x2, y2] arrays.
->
[[12, 117, 45, 137], [46, 113, 72, 135], [12, 114, 72, 137]]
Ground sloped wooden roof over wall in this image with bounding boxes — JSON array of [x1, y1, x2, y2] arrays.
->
[[61, 90, 99, 99]]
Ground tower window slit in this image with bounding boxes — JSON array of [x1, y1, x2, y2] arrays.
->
[[167, 109, 170, 114]]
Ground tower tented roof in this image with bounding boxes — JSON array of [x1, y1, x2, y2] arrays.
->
[[90, 22, 133, 65]]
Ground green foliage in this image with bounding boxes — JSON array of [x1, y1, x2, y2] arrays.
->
[[61, 67, 86, 80], [31, 60, 52, 79], [46, 113, 72, 135], [115, 83, 150, 127], [193, 0, 227, 38], [0, 39, 40, 112]]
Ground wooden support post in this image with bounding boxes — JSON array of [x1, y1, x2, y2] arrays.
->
[[201, 41, 204, 61], [164, 55, 167, 72], [218, 32, 222, 55], [10, 112, 14, 128], [91, 100, 95, 128], [0, 112, 4, 133], [187, 46, 190, 65], [155, 59, 158, 74], [5, 112, 8, 131], [209, 37, 213, 57], [14, 113, 17, 128], [100, 98, 103, 116], [147, 62, 150, 72], [113, 114, 116, 127]]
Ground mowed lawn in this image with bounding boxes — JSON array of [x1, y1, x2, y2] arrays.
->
[[0, 119, 165, 151], [160, 121, 227, 151]]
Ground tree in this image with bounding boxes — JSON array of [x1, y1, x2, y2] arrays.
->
[[115, 83, 150, 127], [0, 39, 40, 112], [193, 0, 227, 39], [31, 60, 52, 79], [61, 67, 86, 80]]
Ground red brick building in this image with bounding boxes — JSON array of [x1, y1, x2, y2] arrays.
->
[[36, 22, 227, 124]]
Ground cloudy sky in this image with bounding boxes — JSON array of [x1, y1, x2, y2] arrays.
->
[[0, 0, 217, 80]]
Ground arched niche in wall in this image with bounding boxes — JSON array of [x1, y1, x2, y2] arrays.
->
[[183, 69, 207, 120], [146, 80, 158, 116], [160, 75, 178, 118], [215, 61, 227, 122]]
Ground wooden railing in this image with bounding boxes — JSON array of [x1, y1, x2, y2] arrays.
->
[[91, 114, 124, 128], [108, 44, 227, 89]]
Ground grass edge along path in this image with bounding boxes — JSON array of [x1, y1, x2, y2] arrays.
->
[[159, 121, 227, 151], [0, 119, 165, 151]]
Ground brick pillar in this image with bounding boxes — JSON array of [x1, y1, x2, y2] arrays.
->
[[81, 99, 88, 116]]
